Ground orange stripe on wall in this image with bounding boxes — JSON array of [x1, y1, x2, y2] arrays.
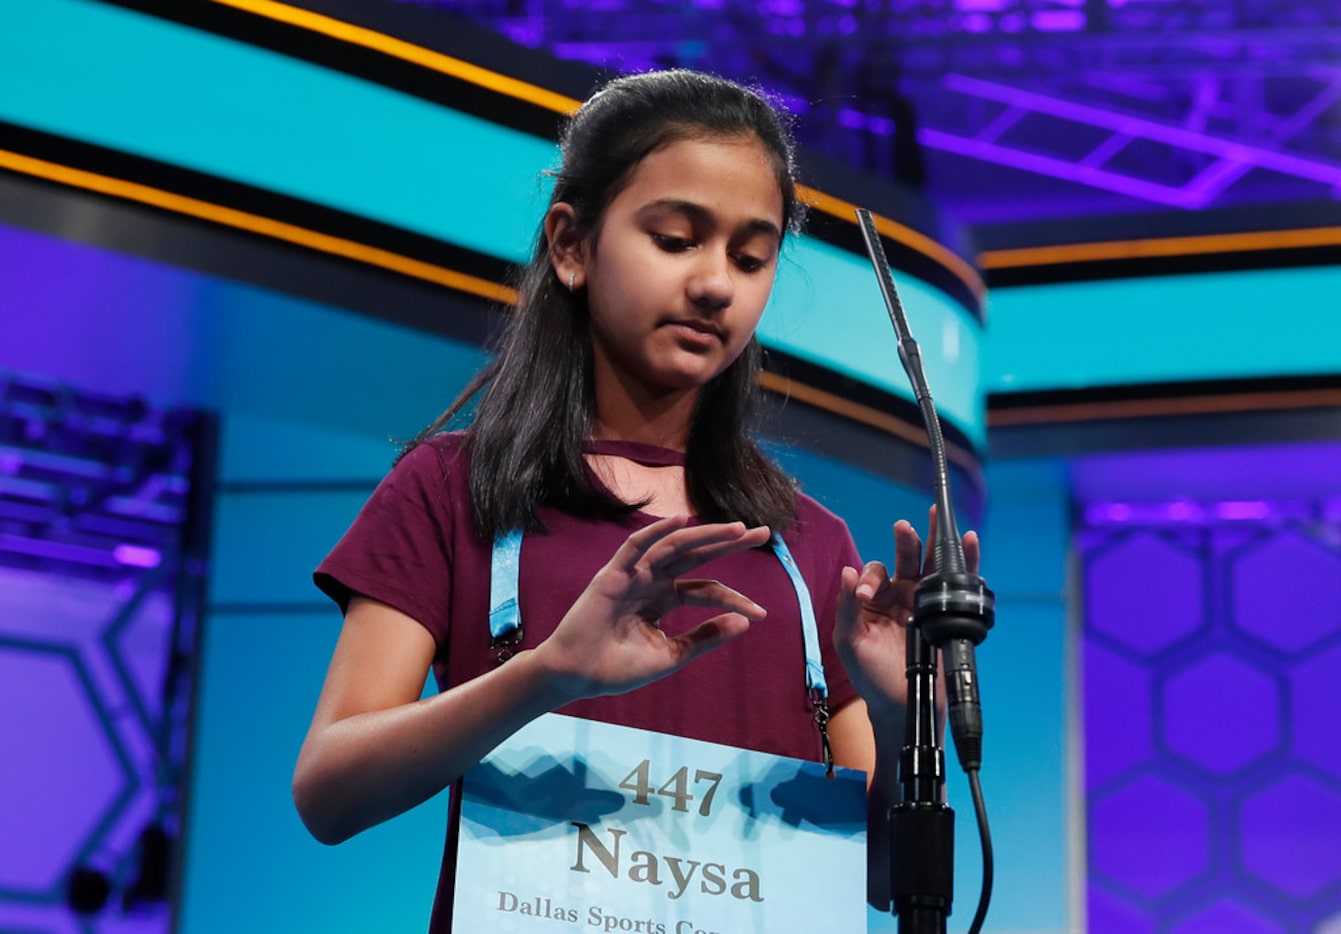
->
[[210, 0, 582, 114], [988, 388, 1341, 427], [981, 226, 1341, 270], [0, 147, 518, 304], [759, 370, 982, 474]]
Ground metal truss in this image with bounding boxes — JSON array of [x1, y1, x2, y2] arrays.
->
[[0, 374, 192, 578], [0, 370, 211, 928], [419, 0, 1341, 222]]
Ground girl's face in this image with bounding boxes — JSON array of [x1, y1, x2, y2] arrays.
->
[[571, 134, 785, 403]]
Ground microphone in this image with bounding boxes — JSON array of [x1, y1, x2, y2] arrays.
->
[[854, 208, 995, 772]]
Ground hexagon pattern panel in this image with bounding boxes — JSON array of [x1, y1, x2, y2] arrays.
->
[[1080, 510, 1341, 933], [0, 372, 210, 933]]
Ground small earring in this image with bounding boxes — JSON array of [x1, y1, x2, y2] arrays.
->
[[568, 272, 576, 291]]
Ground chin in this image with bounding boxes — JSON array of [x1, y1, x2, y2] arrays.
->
[[650, 375, 713, 395], [632, 373, 710, 399]]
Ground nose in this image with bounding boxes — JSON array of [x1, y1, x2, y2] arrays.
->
[[686, 249, 734, 311]]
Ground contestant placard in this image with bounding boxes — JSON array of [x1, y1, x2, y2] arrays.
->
[[454, 713, 867, 934]]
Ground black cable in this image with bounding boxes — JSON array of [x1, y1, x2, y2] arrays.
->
[[966, 768, 994, 934]]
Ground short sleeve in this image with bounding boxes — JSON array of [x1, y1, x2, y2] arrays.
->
[[314, 441, 457, 640]]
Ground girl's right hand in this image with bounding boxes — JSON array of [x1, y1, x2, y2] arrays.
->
[[531, 515, 770, 703]]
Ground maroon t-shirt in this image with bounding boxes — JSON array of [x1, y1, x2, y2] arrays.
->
[[314, 432, 862, 930]]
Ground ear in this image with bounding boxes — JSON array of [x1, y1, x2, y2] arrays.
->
[[544, 202, 587, 291]]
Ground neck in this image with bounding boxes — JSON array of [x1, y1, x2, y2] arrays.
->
[[591, 371, 698, 452]]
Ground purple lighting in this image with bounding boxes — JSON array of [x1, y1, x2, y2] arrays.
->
[[1090, 776, 1211, 896], [441, 0, 1341, 221], [913, 72, 1341, 210], [1083, 498, 1292, 527], [1214, 501, 1271, 520], [1162, 501, 1199, 521], [0, 534, 115, 567], [1081, 445, 1341, 932], [940, 74, 1341, 189], [836, 108, 869, 131], [1031, 10, 1085, 31], [1087, 502, 1133, 524], [113, 544, 162, 569], [0, 370, 201, 932], [919, 127, 1201, 208]]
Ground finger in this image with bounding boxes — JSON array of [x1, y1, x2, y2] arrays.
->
[[834, 566, 861, 642], [618, 518, 761, 575], [855, 560, 890, 602], [963, 529, 980, 575], [892, 520, 923, 581], [664, 613, 751, 667], [615, 514, 692, 571], [657, 524, 772, 577], [923, 505, 939, 576], [641, 521, 760, 570], [673, 579, 768, 620]]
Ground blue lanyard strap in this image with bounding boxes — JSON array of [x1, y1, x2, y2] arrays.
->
[[488, 528, 525, 657], [768, 533, 828, 700], [769, 533, 836, 774]]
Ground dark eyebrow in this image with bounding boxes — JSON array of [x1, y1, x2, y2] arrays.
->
[[636, 198, 782, 242]]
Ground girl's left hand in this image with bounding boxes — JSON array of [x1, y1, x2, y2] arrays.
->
[[834, 508, 980, 724]]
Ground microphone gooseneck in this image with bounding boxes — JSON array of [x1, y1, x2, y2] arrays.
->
[[856, 208, 997, 934], [854, 207, 995, 770]]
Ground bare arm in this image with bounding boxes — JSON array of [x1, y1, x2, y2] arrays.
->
[[293, 517, 771, 845], [292, 597, 569, 844]]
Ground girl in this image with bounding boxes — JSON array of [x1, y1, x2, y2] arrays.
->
[[295, 68, 977, 929]]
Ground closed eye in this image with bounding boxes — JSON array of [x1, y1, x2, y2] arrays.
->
[[733, 253, 769, 273], [652, 234, 694, 252]]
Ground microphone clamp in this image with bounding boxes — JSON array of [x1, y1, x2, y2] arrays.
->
[[914, 571, 995, 772]]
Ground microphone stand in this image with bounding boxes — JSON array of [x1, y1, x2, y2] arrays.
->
[[855, 209, 996, 934], [888, 623, 954, 933]]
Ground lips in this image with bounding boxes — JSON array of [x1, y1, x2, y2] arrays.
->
[[665, 318, 723, 340]]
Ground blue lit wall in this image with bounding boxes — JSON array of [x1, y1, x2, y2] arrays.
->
[[984, 266, 1341, 393], [0, 224, 485, 443]]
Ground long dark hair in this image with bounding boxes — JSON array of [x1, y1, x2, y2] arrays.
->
[[413, 69, 804, 538]]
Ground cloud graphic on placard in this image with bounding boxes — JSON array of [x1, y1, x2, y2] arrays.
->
[[736, 760, 866, 835], [462, 752, 626, 839]]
